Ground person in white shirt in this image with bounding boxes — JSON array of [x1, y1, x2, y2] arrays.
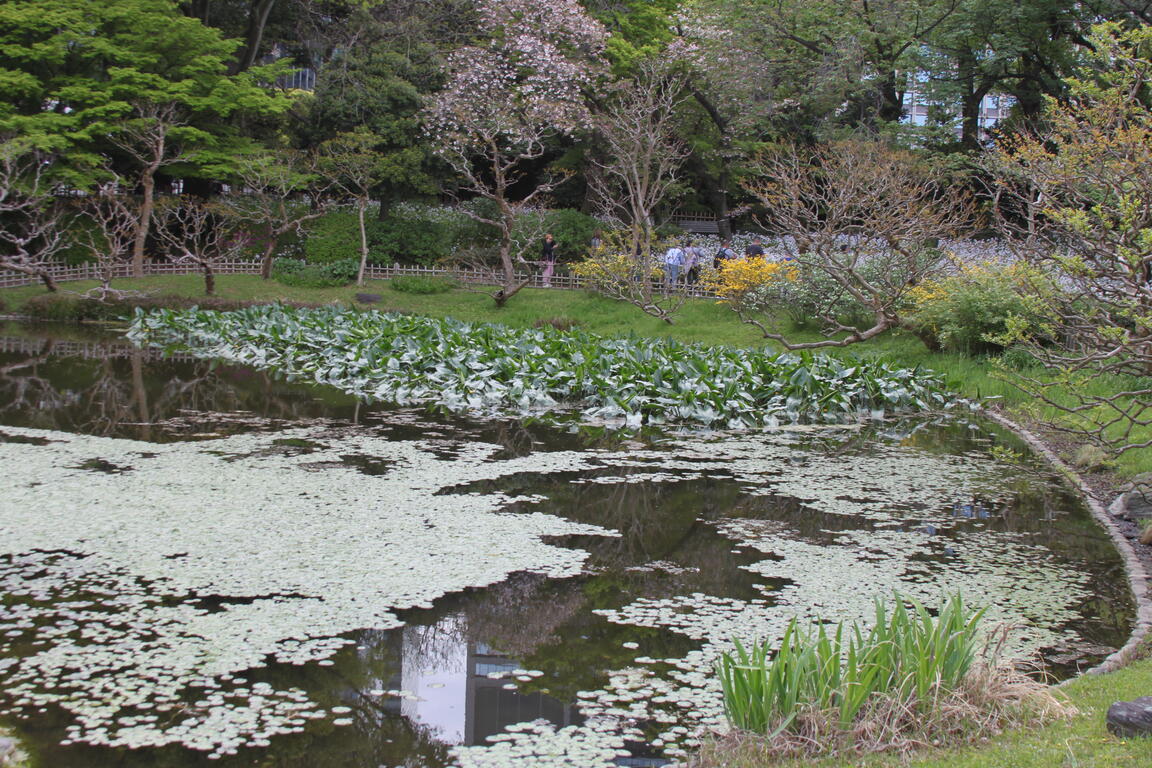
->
[[663, 243, 685, 287]]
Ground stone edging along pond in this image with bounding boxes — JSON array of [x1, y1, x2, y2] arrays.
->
[[982, 409, 1152, 678]]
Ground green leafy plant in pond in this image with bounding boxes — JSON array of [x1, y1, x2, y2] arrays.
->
[[717, 594, 987, 737], [126, 305, 964, 428], [388, 274, 456, 294]]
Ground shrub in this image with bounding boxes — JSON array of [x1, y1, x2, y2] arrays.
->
[[704, 257, 797, 302], [388, 274, 456, 294], [905, 261, 1058, 354], [707, 257, 874, 331], [301, 209, 392, 265], [271, 257, 360, 288], [21, 293, 317, 322], [534, 208, 601, 260], [373, 216, 455, 266]]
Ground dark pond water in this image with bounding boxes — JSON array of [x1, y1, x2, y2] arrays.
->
[[0, 321, 1134, 768]]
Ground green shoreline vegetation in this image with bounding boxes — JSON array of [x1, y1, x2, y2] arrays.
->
[[2, 275, 1151, 768]]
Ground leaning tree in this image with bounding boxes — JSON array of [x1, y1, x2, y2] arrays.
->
[[732, 138, 975, 349]]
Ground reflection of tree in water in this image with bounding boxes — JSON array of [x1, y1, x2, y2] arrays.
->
[[0, 339, 77, 421], [456, 573, 590, 659], [0, 333, 361, 440]]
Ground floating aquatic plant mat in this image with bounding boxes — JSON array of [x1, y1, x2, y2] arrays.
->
[[0, 418, 1126, 767], [126, 306, 962, 427]]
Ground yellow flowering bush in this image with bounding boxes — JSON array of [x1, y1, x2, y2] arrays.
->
[[904, 260, 1057, 353], [568, 230, 685, 323], [570, 248, 663, 289], [703, 257, 797, 304]]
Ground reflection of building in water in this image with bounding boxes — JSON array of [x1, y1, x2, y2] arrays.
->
[[465, 641, 582, 746], [399, 616, 582, 747]]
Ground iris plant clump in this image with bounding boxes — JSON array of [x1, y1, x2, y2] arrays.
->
[[714, 594, 1067, 758], [127, 305, 962, 427]]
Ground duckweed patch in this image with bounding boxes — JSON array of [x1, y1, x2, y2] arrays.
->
[[0, 419, 1127, 767]]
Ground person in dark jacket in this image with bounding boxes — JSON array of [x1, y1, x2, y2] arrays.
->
[[541, 233, 557, 287]]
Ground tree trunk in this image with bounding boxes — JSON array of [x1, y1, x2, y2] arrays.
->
[[39, 270, 58, 293], [876, 70, 905, 124], [356, 200, 368, 286], [232, 0, 277, 74], [260, 236, 277, 280], [130, 350, 153, 441], [132, 171, 157, 278], [203, 263, 215, 296]]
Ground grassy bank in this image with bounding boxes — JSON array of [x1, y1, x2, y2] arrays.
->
[[3, 274, 1152, 768], [694, 651, 1152, 768]]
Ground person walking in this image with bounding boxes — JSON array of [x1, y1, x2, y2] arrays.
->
[[713, 239, 737, 268], [541, 233, 557, 287], [662, 242, 685, 289], [683, 239, 702, 284]]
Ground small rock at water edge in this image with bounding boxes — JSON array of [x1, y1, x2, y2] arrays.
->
[[1106, 696, 1152, 738]]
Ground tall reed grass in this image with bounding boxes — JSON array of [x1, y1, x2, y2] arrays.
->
[[714, 594, 1068, 757]]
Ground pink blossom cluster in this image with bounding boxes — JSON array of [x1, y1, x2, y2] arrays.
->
[[427, 0, 608, 152]]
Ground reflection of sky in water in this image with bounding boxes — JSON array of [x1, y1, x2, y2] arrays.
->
[[403, 619, 469, 744], [0, 325, 1135, 768]]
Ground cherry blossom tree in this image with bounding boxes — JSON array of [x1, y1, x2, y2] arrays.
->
[[426, 0, 607, 307]]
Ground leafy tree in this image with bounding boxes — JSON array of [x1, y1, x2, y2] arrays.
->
[[292, 7, 447, 210], [687, 0, 959, 138], [217, 150, 334, 279], [585, 0, 680, 73], [181, 0, 283, 73], [0, 0, 289, 167], [0, 0, 290, 274], [988, 22, 1152, 456], [317, 130, 388, 286]]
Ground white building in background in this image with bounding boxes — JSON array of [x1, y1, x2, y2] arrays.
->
[[902, 80, 1015, 141]]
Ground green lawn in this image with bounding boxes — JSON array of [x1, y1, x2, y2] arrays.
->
[[4, 274, 1152, 768]]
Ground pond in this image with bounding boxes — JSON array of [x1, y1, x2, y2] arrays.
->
[[0, 322, 1134, 768]]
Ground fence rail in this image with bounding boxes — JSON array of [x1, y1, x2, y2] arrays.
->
[[1, 260, 721, 299], [0, 336, 199, 362]]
